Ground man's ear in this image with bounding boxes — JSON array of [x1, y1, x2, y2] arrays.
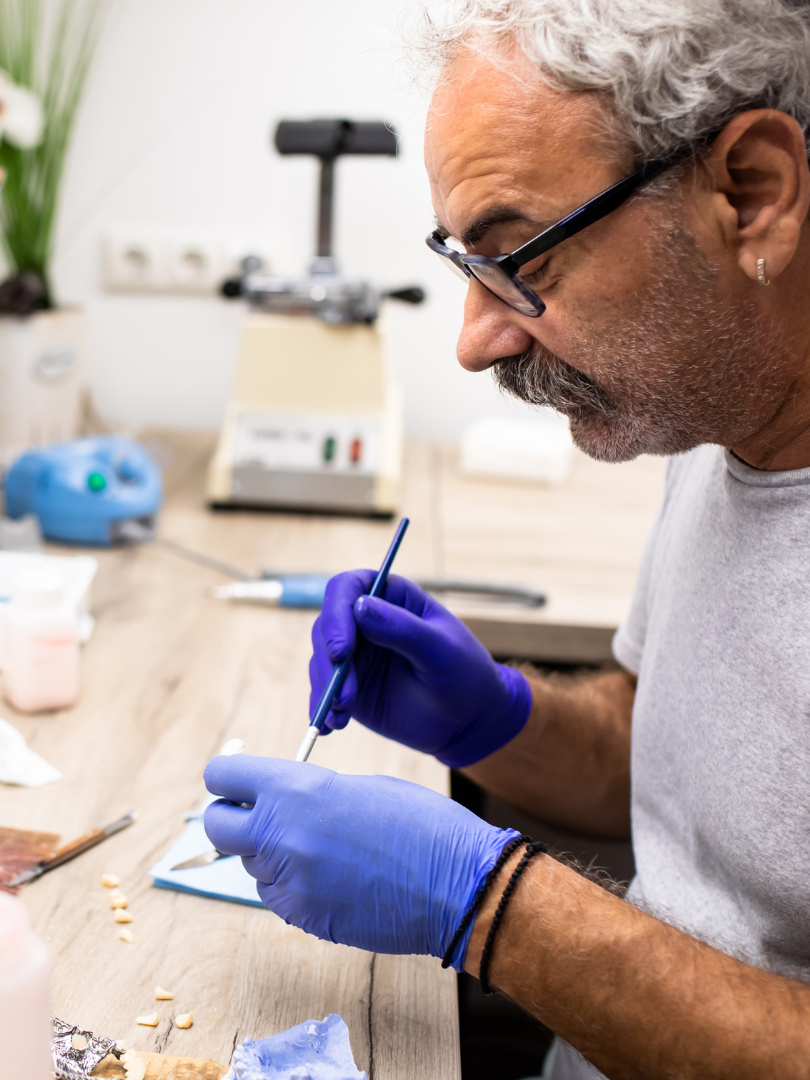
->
[[704, 109, 810, 284]]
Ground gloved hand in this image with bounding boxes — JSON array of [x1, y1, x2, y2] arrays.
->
[[309, 572, 532, 768], [204, 754, 520, 969]]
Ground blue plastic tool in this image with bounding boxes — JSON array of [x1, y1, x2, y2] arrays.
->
[[5, 437, 163, 546], [294, 516, 409, 762]]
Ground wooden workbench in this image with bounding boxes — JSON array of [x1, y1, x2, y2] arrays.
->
[[0, 433, 665, 1076]]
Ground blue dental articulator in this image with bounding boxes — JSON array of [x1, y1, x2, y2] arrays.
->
[[4, 437, 163, 546]]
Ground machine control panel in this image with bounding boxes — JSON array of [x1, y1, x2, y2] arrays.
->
[[233, 412, 380, 476]]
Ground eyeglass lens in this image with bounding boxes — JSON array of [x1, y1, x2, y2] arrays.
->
[[466, 262, 542, 316], [439, 249, 470, 283], [431, 243, 543, 316]]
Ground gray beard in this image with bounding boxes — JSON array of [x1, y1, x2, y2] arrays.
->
[[493, 350, 620, 417], [491, 217, 790, 464]]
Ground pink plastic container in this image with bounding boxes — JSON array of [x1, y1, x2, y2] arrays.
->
[[0, 892, 52, 1079], [3, 570, 80, 713]]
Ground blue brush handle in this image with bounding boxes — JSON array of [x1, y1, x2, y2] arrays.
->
[[309, 516, 410, 734], [310, 659, 352, 731]]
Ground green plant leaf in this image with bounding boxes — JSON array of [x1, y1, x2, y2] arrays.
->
[[0, 0, 108, 308]]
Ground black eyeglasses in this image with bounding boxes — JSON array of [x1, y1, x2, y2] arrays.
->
[[426, 157, 672, 317]]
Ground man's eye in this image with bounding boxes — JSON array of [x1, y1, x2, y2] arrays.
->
[[520, 260, 551, 286]]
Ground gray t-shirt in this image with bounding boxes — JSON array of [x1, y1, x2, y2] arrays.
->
[[550, 444, 810, 1080]]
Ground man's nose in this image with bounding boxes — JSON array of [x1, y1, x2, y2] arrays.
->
[[456, 278, 536, 372]]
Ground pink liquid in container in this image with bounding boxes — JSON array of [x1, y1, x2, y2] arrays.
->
[[3, 569, 80, 713]]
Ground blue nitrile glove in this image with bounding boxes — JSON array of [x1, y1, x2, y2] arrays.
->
[[204, 754, 520, 970], [308, 571, 532, 768]]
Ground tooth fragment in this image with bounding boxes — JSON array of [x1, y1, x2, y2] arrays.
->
[[155, 986, 174, 1000], [102, 874, 120, 888], [124, 1058, 146, 1080], [175, 1012, 193, 1029], [119, 929, 135, 943], [114, 910, 133, 923], [110, 890, 128, 909], [136, 1013, 159, 1027]]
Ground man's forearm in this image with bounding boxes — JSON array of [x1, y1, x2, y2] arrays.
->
[[464, 668, 636, 837], [465, 849, 810, 1080]]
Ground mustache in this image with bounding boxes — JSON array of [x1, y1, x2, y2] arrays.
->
[[492, 349, 620, 416]]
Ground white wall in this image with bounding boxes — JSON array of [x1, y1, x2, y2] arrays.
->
[[51, 0, 537, 439]]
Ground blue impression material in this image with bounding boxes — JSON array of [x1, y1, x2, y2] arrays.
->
[[226, 1014, 367, 1080]]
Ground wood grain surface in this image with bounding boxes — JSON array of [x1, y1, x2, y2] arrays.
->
[[0, 433, 662, 1077]]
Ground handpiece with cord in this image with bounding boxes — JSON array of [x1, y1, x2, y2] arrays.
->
[[295, 517, 409, 763]]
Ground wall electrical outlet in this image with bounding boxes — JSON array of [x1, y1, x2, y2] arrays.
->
[[103, 233, 164, 292], [165, 237, 228, 293], [102, 230, 241, 295]]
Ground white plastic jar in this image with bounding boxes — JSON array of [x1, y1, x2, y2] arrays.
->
[[0, 892, 52, 1079], [3, 569, 80, 713]]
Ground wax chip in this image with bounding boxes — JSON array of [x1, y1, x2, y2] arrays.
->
[[119, 929, 135, 944], [136, 1013, 159, 1027], [114, 910, 133, 923], [175, 1012, 193, 1029], [102, 874, 120, 888], [110, 890, 128, 909], [155, 986, 174, 1000]]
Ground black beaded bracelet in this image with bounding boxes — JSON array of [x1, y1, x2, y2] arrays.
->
[[479, 840, 548, 996], [441, 835, 532, 970]]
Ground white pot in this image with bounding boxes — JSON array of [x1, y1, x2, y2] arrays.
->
[[0, 309, 86, 465]]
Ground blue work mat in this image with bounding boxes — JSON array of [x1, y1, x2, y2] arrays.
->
[[149, 802, 266, 908]]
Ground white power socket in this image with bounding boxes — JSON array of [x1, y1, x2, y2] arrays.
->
[[103, 232, 164, 291], [103, 229, 240, 295], [165, 237, 229, 292]]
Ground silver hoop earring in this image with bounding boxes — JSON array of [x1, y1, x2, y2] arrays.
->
[[757, 259, 770, 287]]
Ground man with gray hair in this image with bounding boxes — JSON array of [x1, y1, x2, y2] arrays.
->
[[203, 1, 810, 1075]]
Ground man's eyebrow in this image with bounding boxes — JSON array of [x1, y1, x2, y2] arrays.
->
[[433, 205, 549, 248], [461, 206, 538, 247]]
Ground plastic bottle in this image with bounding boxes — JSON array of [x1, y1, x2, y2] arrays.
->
[[3, 569, 80, 712], [0, 892, 53, 1080]]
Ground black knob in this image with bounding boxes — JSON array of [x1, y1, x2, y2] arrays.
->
[[221, 278, 243, 298], [386, 286, 425, 305]]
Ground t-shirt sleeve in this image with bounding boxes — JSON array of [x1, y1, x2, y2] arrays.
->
[[612, 545, 654, 676], [611, 464, 675, 676]]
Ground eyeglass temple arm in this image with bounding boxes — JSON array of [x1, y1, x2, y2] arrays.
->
[[510, 158, 671, 267]]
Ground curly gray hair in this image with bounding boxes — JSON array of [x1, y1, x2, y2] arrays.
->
[[415, 0, 810, 162]]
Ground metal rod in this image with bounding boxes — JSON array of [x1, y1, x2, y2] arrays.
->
[[317, 157, 335, 257]]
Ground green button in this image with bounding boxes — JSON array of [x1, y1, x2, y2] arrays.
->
[[87, 471, 107, 493]]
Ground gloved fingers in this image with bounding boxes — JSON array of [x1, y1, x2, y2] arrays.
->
[[354, 594, 446, 669], [204, 799, 255, 857], [319, 570, 377, 663], [255, 879, 284, 914], [204, 752, 280, 804], [370, 573, 433, 616], [318, 571, 435, 663]]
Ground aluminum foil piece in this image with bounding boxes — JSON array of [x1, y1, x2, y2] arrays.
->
[[52, 1017, 123, 1079]]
